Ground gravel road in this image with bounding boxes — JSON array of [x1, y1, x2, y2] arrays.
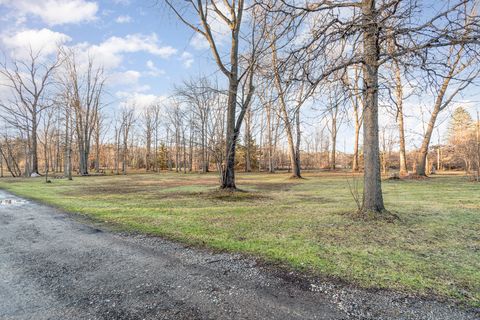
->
[[0, 189, 478, 320]]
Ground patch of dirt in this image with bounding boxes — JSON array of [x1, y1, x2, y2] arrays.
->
[[401, 174, 430, 180], [344, 210, 401, 223], [248, 182, 299, 192], [295, 194, 333, 203], [63, 178, 219, 196], [198, 189, 270, 202]]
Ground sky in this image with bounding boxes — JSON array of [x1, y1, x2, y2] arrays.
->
[[0, 0, 218, 111], [0, 0, 479, 153]]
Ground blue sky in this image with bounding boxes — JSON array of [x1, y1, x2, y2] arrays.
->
[[0, 0, 219, 110]]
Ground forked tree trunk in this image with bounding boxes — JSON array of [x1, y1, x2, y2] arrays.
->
[[416, 43, 464, 176], [271, 40, 301, 178], [416, 98, 443, 176]]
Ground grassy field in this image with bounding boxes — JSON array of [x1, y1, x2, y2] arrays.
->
[[1, 171, 479, 306]]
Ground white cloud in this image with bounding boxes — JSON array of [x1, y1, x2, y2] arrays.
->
[[1, 0, 98, 26], [116, 91, 167, 112], [75, 33, 177, 69], [109, 70, 141, 86], [145, 60, 165, 77], [115, 15, 132, 24], [180, 51, 194, 68], [1, 28, 71, 58]]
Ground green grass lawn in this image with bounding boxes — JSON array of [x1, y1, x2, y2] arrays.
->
[[1, 171, 479, 306]]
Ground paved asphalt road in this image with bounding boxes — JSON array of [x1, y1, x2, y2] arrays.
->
[[0, 190, 478, 320]]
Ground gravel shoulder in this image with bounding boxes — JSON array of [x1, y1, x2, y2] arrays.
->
[[0, 189, 478, 320]]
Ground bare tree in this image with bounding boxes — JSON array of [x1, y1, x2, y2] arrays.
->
[[120, 107, 135, 175], [0, 48, 61, 176], [39, 106, 56, 182], [93, 112, 107, 173], [0, 132, 22, 177], [164, 0, 261, 189], [384, 31, 411, 176], [142, 106, 154, 172], [415, 40, 480, 175], [174, 77, 219, 173], [342, 65, 364, 172], [62, 50, 105, 176], [260, 0, 480, 215], [264, 26, 317, 178], [324, 79, 346, 170]]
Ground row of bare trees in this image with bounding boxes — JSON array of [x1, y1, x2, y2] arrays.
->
[[162, 0, 480, 215], [0, 47, 106, 179], [1, 0, 479, 217]]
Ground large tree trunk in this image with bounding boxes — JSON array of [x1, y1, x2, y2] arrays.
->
[[221, 17, 243, 189], [361, 0, 385, 213], [222, 76, 238, 189]]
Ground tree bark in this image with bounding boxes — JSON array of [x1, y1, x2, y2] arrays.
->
[[394, 62, 408, 176], [221, 70, 239, 188], [361, 0, 385, 213]]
